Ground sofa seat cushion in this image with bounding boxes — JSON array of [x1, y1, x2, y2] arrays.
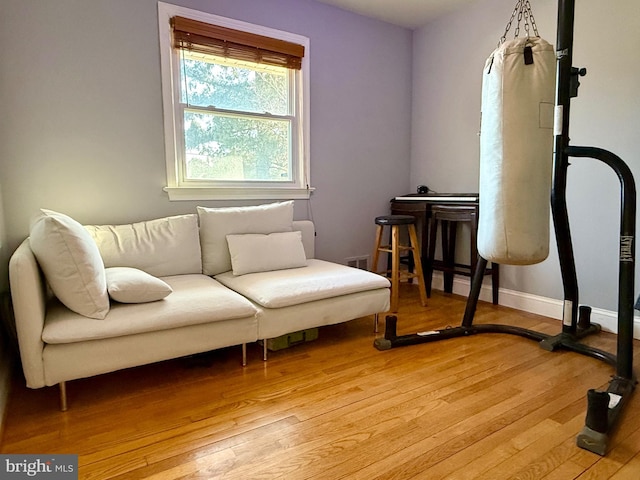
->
[[215, 259, 391, 309], [42, 275, 258, 344]]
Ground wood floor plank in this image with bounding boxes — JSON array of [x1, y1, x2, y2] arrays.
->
[[608, 451, 640, 480], [1, 285, 638, 479], [335, 353, 613, 480]]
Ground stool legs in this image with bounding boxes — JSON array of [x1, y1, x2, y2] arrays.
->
[[372, 223, 427, 313], [390, 225, 401, 313], [443, 220, 457, 293], [426, 218, 461, 296], [371, 225, 384, 278], [408, 224, 428, 308], [426, 216, 438, 297], [426, 210, 500, 304]]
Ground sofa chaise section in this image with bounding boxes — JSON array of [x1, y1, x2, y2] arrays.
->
[[215, 259, 391, 358]]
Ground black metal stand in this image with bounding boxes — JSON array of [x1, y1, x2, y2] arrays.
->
[[374, 0, 636, 456]]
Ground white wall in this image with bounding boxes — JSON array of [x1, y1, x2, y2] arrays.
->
[[0, 0, 413, 271], [412, 0, 640, 313], [0, 0, 413, 427]]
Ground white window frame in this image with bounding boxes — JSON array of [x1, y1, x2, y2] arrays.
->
[[158, 2, 312, 200]]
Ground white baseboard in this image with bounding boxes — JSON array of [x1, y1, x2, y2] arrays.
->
[[430, 273, 640, 340]]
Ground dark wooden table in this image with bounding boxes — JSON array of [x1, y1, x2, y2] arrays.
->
[[390, 193, 480, 293], [390, 193, 479, 261]]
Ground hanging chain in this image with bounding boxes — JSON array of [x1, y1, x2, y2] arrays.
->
[[499, 2, 520, 45], [499, 0, 540, 46], [525, 1, 540, 37]]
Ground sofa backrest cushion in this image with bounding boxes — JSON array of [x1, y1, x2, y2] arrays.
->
[[29, 209, 110, 319], [197, 201, 294, 276], [85, 214, 202, 277], [293, 220, 315, 259]]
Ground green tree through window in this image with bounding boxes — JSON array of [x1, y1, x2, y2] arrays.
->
[[181, 55, 292, 182]]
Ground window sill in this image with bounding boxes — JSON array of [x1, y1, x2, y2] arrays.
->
[[163, 186, 315, 201]]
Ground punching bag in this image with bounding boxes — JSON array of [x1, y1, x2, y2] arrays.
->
[[478, 35, 556, 265]]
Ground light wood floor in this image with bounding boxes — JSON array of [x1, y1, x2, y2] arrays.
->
[[2, 285, 640, 479]]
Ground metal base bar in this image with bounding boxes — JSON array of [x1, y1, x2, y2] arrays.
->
[[374, 309, 635, 457], [374, 315, 615, 366]]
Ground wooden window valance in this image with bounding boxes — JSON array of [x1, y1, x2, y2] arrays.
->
[[171, 16, 305, 70]]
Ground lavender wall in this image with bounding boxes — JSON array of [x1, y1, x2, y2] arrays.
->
[[411, 0, 640, 313], [0, 0, 413, 277]]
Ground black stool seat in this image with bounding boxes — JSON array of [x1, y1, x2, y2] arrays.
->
[[426, 204, 499, 305], [375, 215, 416, 226]]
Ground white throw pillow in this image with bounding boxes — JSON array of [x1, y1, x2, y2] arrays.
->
[[105, 267, 173, 303], [197, 201, 294, 275], [29, 209, 109, 319], [226, 231, 307, 276]]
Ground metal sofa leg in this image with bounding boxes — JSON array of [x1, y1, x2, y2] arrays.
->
[[374, 313, 379, 333], [263, 341, 268, 361], [242, 343, 247, 367], [59, 382, 68, 412]]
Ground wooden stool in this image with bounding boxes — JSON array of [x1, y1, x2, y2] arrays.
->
[[426, 205, 499, 304], [371, 215, 428, 313]]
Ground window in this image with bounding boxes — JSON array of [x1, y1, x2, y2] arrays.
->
[[158, 3, 312, 200]]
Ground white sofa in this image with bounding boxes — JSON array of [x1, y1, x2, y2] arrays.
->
[[9, 202, 390, 410]]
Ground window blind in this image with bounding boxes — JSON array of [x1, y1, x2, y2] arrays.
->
[[171, 16, 305, 70]]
